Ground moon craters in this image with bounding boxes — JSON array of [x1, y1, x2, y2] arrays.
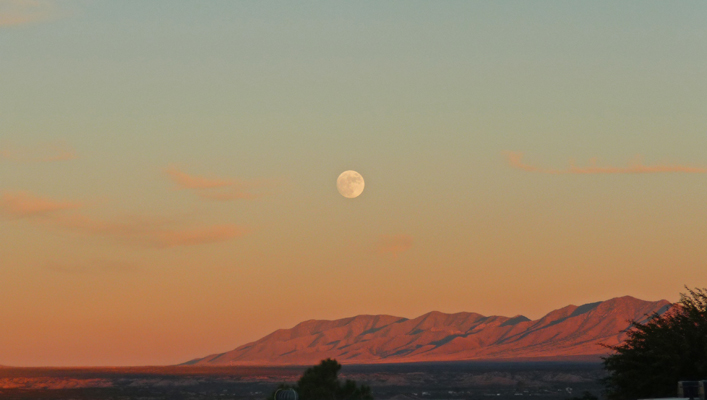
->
[[337, 171, 365, 198]]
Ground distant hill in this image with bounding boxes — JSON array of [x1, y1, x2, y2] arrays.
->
[[186, 296, 670, 366]]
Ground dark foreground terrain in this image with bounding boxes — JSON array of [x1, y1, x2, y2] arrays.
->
[[0, 362, 605, 400]]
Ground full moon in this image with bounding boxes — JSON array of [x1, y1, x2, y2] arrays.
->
[[337, 170, 365, 198]]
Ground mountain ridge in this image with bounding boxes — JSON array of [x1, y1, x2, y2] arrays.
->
[[186, 296, 670, 366]]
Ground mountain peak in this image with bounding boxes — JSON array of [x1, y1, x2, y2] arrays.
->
[[187, 296, 670, 366]]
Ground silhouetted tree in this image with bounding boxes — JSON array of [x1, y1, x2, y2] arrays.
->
[[268, 359, 373, 400], [603, 287, 707, 400]]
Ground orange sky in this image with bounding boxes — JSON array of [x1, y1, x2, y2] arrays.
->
[[1, 1, 706, 366]]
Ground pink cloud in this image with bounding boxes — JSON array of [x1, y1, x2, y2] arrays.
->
[[0, 191, 81, 217], [505, 152, 707, 175], [196, 191, 262, 201], [164, 166, 234, 189], [51, 213, 246, 248], [0, 0, 60, 27], [0, 190, 246, 248], [377, 234, 414, 259], [0, 142, 78, 162], [165, 166, 272, 201], [0, 14, 37, 26]]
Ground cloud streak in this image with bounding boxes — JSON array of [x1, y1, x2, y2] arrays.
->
[[52, 213, 247, 248], [0, 0, 60, 27], [377, 234, 413, 259], [0, 142, 78, 162], [0, 191, 81, 217], [164, 166, 234, 189], [0, 191, 247, 248], [505, 152, 707, 175], [165, 166, 273, 201]]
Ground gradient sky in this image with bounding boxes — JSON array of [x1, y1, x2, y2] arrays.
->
[[1, 0, 706, 367]]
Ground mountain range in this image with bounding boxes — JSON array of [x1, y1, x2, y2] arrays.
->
[[185, 296, 670, 366]]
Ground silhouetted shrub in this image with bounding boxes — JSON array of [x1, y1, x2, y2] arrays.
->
[[268, 358, 373, 400], [603, 287, 707, 400]]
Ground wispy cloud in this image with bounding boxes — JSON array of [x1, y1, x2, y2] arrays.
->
[[53, 213, 247, 248], [0, 190, 81, 217], [165, 166, 273, 201], [164, 166, 234, 189], [0, 0, 60, 27], [505, 152, 707, 175], [0, 142, 78, 162], [377, 234, 413, 259], [0, 190, 247, 248]]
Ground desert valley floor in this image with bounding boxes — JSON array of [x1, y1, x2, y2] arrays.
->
[[0, 361, 605, 400]]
